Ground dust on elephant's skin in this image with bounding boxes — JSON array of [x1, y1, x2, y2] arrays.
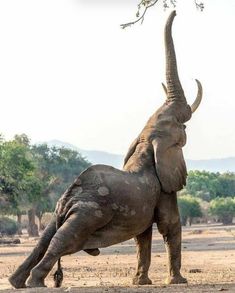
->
[[9, 10, 202, 289]]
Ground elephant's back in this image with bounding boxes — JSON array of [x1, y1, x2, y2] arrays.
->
[[78, 164, 125, 189], [55, 164, 131, 218], [56, 164, 159, 230]]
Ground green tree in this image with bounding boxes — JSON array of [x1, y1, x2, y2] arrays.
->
[[185, 170, 220, 201], [30, 144, 56, 231], [31, 144, 91, 229], [0, 136, 91, 236], [12, 134, 42, 236], [217, 172, 235, 198], [209, 197, 235, 225], [48, 146, 91, 192], [0, 135, 41, 235], [185, 171, 235, 201], [178, 195, 202, 226], [0, 138, 35, 213], [14, 133, 30, 146]]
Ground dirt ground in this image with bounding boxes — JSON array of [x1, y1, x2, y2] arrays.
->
[[0, 224, 235, 292]]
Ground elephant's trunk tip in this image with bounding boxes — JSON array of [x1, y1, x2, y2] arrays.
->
[[53, 258, 63, 288], [171, 10, 176, 18], [166, 10, 176, 27]]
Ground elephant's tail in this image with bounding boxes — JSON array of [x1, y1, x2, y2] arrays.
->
[[53, 215, 64, 288], [53, 257, 63, 287]]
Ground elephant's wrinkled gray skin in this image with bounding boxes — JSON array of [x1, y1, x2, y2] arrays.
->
[[9, 10, 202, 288]]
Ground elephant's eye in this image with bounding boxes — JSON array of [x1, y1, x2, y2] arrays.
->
[[183, 125, 186, 129]]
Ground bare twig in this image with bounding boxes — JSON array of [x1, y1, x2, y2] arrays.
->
[[120, 0, 159, 29], [194, 0, 204, 11], [163, 0, 177, 9]]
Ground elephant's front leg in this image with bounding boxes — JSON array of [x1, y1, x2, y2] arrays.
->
[[155, 192, 187, 284], [132, 225, 152, 285]]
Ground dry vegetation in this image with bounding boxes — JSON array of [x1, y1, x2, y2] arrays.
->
[[0, 224, 235, 292]]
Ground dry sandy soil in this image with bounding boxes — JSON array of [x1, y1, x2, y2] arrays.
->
[[0, 224, 235, 292]]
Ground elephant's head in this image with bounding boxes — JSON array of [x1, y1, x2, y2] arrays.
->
[[124, 11, 202, 194]]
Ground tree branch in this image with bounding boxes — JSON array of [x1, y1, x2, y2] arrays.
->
[[120, 0, 204, 29], [194, 0, 204, 11], [120, 0, 159, 29]]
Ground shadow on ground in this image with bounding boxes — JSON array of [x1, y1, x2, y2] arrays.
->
[[2, 283, 235, 293]]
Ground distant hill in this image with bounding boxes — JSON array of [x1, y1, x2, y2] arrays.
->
[[46, 140, 124, 169], [45, 140, 235, 172], [186, 158, 235, 173]]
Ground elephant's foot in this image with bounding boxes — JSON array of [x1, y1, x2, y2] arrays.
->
[[8, 275, 27, 289], [27, 276, 46, 288], [165, 274, 187, 284], [132, 275, 152, 285]]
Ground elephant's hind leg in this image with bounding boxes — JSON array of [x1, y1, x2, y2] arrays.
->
[[9, 217, 56, 289], [27, 210, 112, 288]]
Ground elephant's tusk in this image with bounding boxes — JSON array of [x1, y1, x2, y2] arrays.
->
[[191, 79, 203, 113]]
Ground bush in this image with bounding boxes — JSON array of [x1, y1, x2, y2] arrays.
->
[[178, 195, 202, 226], [209, 197, 235, 225], [0, 217, 19, 236]]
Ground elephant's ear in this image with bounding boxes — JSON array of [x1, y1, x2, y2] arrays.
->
[[123, 137, 139, 167], [152, 138, 187, 193]]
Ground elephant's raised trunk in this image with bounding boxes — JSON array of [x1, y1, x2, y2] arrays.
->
[[165, 10, 186, 103]]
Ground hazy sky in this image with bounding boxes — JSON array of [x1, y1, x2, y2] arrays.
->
[[0, 0, 235, 159]]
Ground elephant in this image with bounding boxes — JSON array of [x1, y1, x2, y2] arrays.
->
[[9, 10, 202, 288]]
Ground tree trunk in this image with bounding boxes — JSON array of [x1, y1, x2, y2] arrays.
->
[[188, 217, 192, 226], [37, 213, 44, 231], [16, 213, 23, 235], [27, 208, 39, 237], [181, 216, 187, 226], [221, 214, 233, 225]]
